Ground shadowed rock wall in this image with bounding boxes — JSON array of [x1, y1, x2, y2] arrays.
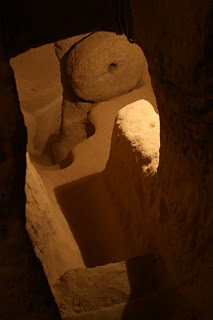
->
[[1, 0, 115, 58], [0, 29, 61, 319], [131, 1, 213, 317]]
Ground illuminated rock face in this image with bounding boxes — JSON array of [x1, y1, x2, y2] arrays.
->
[[66, 32, 145, 102], [104, 99, 160, 258], [25, 153, 85, 286]]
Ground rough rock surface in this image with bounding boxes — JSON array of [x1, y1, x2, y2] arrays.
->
[[25, 153, 84, 286], [53, 255, 168, 320], [131, 0, 213, 317], [0, 30, 60, 320], [51, 100, 93, 168], [54, 34, 92, 60], [53, 262, 130, 319], [104, 99, 160, 257], [66, 32, 145, 102]]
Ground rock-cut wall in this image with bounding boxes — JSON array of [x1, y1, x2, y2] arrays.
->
[[104, 100, 160, 258], [0, 28, 60, 319], [130, 0, 213, 318]]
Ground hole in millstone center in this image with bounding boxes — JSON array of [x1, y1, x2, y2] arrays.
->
[[108, 62, 118, 73]]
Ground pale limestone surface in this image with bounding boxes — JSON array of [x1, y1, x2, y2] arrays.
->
[[53, 262, 130, 319], [116, 100, 159, 173], [104, 100, 160, 257], [53, 254, 170, 320], [25, 153, 84, 286]]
